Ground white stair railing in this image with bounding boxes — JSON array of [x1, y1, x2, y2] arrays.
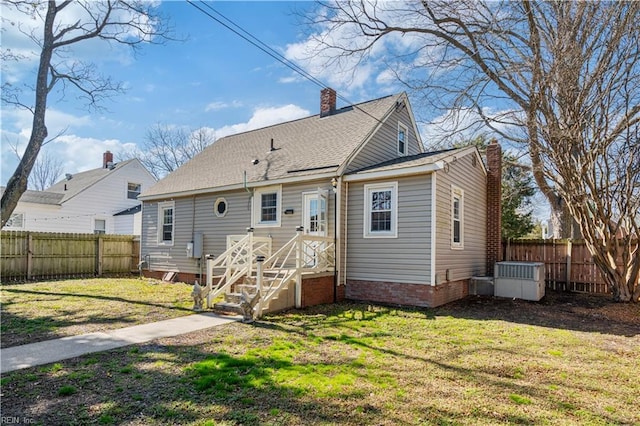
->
[[252, 227, 336, 318], [203, 228, 271, 308]]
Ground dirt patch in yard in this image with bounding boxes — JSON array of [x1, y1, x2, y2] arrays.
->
[[439, 289, 640, 337]]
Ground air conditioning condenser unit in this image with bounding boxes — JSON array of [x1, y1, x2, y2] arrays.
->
[[494, 261, 545, 301]]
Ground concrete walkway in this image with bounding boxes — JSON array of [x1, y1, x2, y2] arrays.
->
[[1, 313, 241, 373]]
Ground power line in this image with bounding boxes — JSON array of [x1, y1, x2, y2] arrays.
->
[[185, 0, 400, 131], [196, 1, 327, 91]]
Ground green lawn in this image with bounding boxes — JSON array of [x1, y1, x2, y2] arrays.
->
[[1, 294, 638, 425], [1, 278, 194, 347]]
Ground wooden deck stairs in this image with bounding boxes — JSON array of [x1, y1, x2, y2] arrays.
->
[[202, 227, 335, 321]]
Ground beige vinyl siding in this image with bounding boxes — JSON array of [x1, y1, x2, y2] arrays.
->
[[141, 179, 336, 274], [252, 179, 336, 251], [142, 190, 252, 273], [345, 108, 422, 173], [434, 151, 487, 283], [346, 174, 432, 284]]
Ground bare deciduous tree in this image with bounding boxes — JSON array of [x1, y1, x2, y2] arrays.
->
[[122, 123, 216, 179], [29, 151, 64, 191], [1, 0, 172, 226], [306, 1, 639, 301]]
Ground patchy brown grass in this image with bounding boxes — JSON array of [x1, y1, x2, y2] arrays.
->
[[1, 289, 638, 425], [1, 278, 194, 348]]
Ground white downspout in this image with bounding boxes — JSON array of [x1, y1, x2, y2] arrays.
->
[[431, 172, 437, 286], [344, 181, 349, 287]]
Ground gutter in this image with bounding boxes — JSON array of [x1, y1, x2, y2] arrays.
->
[[139, 170, 337, 202]]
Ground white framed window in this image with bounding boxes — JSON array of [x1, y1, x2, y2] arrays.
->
[[5, 212, 25, 229], [94, 219, 106, 235], [397, 122, 408, 156], [451, 186, 464, 249], [252, 185, 281, 227], [158, 201, 175, 245], [364, 182, 398, 238], [127, 182, 141, 199], [214, 197, 228, 218]]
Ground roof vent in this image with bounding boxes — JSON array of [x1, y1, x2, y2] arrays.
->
[[252, 159, 260, 165], [107, 162, 115, 170], [65, 173, 73, 180], [270, 138, 276, 152]]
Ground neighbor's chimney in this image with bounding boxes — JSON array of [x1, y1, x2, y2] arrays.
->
[[103, 151, 113, 169], [320, 88, 336, 117], [486, 139, 502, 276]]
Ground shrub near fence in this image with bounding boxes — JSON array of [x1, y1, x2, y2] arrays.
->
[[0, 231, 140, 281], [504, 239, 638, 295]]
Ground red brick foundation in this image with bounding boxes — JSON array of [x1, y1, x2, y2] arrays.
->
[[346, 279, 469, 308], [301, 273, 343, 307]]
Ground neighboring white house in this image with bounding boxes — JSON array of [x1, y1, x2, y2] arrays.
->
[[2, 152, 156, 235]]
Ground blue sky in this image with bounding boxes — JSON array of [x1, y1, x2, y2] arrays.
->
[[2, 1, 404, 184], [0, 1, 509, 185]]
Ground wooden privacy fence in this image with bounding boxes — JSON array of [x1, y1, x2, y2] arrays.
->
[[1, 231, 140, 282], [503, 239, 637, 295]]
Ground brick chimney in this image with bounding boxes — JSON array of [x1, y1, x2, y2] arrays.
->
[[103, 150, 113, 168], [486, 139, 502, 276], [320, 88, 336, 117]]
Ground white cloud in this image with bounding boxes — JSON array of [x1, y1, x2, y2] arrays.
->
[[214, 104, 310, 138], [1, 108, 92, 139], [53, 135, 137, 173], [0, 106, 128, 184], [279, 76, 300, 84], [376, 69, 397, 85], [205, 100, 243, 112], [1, 130, 138, 185], [283, 2, 430, 93], [1, 1, 161, 91]]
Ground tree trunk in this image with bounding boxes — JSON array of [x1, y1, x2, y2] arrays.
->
[[0, 1, 55, 226], [585, 238, 638, 303], [547, 195, 575, 239]]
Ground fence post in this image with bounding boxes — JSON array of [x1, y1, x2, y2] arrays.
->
[[96, 235, 104, 276], [566, 239, 572, 291], [295, 226, 304, 308], [27, 232, 33, 280], [255, 255, 265, 316], [246, 227, 254, 277]]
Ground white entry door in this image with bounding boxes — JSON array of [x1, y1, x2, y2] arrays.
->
[[302, 191, 327, 236], [302, 191, 328, 267]]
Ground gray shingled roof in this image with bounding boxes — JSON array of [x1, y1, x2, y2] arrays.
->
[[47, 159, 137, 202], [141, 93, 403, 199], [345, 146, 485, 178], [0, 187, 64, 205], [348, 149, 457, 174]]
